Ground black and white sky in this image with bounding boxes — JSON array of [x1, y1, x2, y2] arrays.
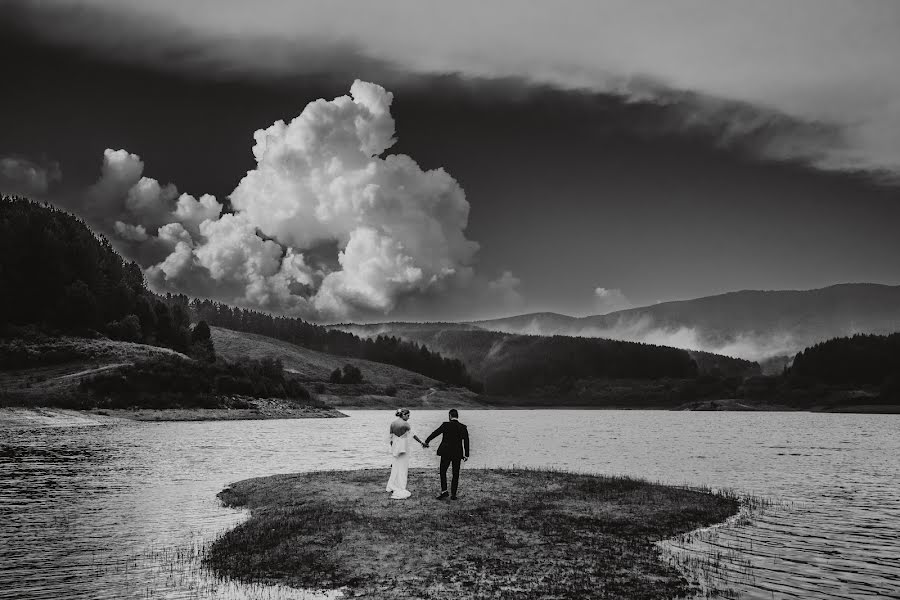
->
[[2, 0, 899, 321]]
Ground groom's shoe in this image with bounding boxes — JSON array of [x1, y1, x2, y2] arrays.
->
[[436, 491, 449, 500], [450, 495, 458, 500]]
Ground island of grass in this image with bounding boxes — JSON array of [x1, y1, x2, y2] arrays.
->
[[206, 468, 739, 599]]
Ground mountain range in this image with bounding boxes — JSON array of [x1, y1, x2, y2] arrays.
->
[[469, 283, 900, 363]]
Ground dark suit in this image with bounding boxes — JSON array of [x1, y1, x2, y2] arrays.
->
[[425, 420, 470, 496]]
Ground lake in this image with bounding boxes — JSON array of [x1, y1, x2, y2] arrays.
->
[[1, 409, 898, 599]]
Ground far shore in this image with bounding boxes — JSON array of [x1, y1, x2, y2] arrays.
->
[[89, 404, 348, 421], [0, 404, 346, 425], [338, 400, 900, 414], [205, 468, 740, 599], [4, 402, 897, 426]]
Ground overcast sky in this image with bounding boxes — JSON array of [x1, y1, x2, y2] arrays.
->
[[2, 0, 899, 320]]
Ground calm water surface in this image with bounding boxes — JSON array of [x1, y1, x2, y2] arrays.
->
[[1, 409, 898, 599]]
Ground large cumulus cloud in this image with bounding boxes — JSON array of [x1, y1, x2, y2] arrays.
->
[[92, 80, 508, 320], [77, 148, 224, 267]]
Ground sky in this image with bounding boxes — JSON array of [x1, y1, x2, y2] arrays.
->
[[2, 0, 899, 322]]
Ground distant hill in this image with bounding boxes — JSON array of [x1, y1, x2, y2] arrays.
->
[[341, 323, 758, 378], [211, 327, 438, 386], [471, 283, 900, 363], [210, 327, 483, 408], [0, 336, 192, 406], [336, 324, 759, 397], [190, 300, 482, 390]]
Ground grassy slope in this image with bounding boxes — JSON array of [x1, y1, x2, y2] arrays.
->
[[0, 337, 190, 406], [211, 327, 439, 385], [1, 330, 485, 410], [206, 468, 739, 599], [210, 327, 485, 409]]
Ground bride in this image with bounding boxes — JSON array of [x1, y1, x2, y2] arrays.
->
[[386, 408, 427, 499]]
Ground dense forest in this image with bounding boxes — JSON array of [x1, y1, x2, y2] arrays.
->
[[790, 333, 900, 398], [183, 297, 481, 390], [444, 331, 699, 395], [0, 196, 198, 356], [721, 332, 900, 409]]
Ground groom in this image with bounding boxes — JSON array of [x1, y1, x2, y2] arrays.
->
[[424, 409, 470, 500]]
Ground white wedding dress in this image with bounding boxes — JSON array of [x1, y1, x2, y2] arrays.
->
[[386, 431, 413, 499]]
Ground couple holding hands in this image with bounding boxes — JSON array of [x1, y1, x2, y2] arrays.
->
[[386, 408, 470, 500]]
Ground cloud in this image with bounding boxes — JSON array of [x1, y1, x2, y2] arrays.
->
[[593, 287, 631, 314], [481, 312, 799, 362], [0, 156, 61, 196], [578, 316, 799, 362], [114, 221, 148, 242], [68, 148, 225, 266], [80, 80, 513, 320], [9, 0, 900, 178]]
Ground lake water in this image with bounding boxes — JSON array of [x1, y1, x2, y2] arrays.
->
[[1, 409, 898, 599]]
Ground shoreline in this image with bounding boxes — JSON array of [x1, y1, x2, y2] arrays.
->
[[0, 404, 347, 425], [89, 405, 348, 421], [205, 467, 740, 599], [338, 402, 900, 414], [4, 404, 897, 426]]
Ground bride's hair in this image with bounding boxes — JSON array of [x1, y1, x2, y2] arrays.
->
[[395, 408, 409, 417]]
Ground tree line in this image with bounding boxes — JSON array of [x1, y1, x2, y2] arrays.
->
[[790, 333, 900, 391], [475, 332, 699, 395]]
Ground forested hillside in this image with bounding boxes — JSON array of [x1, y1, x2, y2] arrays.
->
[[339, 323, 760, 392], [791, 333, 900, 390], [0, 196, 196, 355]]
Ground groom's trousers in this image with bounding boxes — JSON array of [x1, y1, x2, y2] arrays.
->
[[439, 456, 462, 496]]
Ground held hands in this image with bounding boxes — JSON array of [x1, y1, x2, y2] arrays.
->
[[462, 456, 468, 462]]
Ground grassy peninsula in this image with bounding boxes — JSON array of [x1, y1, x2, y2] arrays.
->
[[206, 468, 739, 599]]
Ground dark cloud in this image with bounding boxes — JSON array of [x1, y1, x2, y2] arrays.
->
[[1, 0, 401, 86], [5, 0, 900, 177], [0, 155, 61, 197]]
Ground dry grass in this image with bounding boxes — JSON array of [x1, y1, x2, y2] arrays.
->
[[211, 327, 485, 409], [0, 337, 190, 406], [211, 327, 435, 386], [206, 468, 739, 599]]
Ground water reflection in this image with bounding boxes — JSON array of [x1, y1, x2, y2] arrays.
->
[[1, 410, 898, 599]]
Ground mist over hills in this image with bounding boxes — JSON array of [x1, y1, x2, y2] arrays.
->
[[470, 284, 900, 363], [337, 322, 759, 397]]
